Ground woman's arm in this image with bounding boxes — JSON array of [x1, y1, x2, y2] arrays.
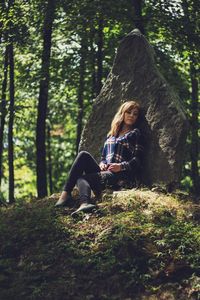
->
[[121, 128, 143, 172], [107, 163, 121, 172], [100, 142, 107, 163], [99, 142, 108, 170]]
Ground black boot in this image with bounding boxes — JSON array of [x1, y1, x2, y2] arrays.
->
[[71, 202, 96, 217]]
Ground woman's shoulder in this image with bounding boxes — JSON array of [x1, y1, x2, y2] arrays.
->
[[133, 128, 141, 134], [127, 128, 141, 137], [104, 135, 115, 142]]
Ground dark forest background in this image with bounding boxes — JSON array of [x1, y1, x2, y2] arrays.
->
[[0, 0, 199, 202]]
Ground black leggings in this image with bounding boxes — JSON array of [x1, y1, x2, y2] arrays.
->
[[63, 151, 127, 203]]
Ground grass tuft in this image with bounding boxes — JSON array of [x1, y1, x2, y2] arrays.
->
[[0, 189, 200, 299]]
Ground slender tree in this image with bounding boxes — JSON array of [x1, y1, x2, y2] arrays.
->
[[132, 0, 145, 34], [4, 0, 16, 203], [8, 43, 15, 203], [190, 60, 199, 195], [89, 26, 97, 100], [0, 46, 9, 188], [96, 16, 104, 95], [36, 0, 56, 198], [76, 36, 87, 153], [0, 22, 2, 44], [0, 0, 5, 44], [47, 122, 53, 195], [182, 0, 199, 195]]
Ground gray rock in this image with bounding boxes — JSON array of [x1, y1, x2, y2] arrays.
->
[[79, 29, 188, 187]]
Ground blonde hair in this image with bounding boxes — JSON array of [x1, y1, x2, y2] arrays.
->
[[108, 100, 140, 137]]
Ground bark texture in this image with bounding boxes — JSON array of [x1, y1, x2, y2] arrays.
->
[[36, 0, 55, 198], [0, 46, 9, 187], [132, 0, 145, 34], [79, 29, 189, 187], [8, 43, 15, 203], [96, 17, 103, 95], [190, 62, 199, 195], [76, 38, 86, 153]]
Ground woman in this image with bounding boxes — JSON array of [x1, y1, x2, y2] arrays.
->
[[55, 100, 143, 216]]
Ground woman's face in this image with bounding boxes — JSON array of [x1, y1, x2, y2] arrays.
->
[[123, 107, 139, 127]]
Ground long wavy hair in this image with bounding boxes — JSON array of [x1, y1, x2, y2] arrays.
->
[[108, 101, 140, 137]]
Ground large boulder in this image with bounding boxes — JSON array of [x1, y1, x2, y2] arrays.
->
[[79, 29, 188, 188]]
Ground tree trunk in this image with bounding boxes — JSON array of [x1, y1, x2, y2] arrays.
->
[[190, 61, 199, 196], [76, 38, 86, 153], [180, 0, 199, 196], [8, 43, 15, 203], [132, 0, 145, 34], [0, 21, 3, 44], [47, 123, 53, 195], [36, 0, 56, 198], [0, 0, 5, 44], [90, 26, 97, 100], [0, 46, 9, 188], [96, 17, 103, 95]]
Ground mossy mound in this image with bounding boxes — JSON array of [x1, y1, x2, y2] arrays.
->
[[0, 189, 200, 300]]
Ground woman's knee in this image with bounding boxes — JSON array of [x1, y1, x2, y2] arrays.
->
[[78, 151, 91, 159], [77, 177, 89, 187]]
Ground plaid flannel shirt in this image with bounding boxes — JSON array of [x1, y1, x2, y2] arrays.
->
[[100, 128, 143, 172]]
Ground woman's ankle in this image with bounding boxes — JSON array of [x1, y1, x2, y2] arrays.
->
[[55, 191, 73, 207], [79, 198, 89, 205], [59, 191, 69, 200]]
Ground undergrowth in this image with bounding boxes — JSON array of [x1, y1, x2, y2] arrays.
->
[[0, 189, 200, 300]]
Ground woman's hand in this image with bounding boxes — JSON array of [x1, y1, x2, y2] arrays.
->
[[108, 163, 121, 173], [99, 162, 108, 171]]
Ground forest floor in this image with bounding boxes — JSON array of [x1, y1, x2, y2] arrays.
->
[[0, 188, 200, 300]]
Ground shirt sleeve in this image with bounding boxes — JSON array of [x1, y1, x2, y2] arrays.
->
[[100, 141, 107, 164], [120, 128, 144, 172]]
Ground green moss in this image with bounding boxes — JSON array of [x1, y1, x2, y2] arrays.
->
[[0, 190, 200, 299]]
